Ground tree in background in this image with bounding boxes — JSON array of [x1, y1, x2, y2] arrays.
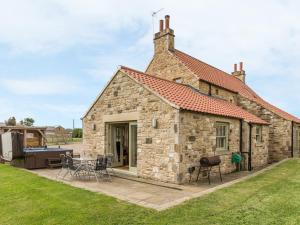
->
[[22, 118, 35, 126], [5, 117, 16, 126], [72, 128, 83, 138]]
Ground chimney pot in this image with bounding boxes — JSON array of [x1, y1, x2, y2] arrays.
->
[[159, 20, 164, 32], [240, 62, 243, 71], [165, 15, 170, 29], [234, 63, 237, 72]]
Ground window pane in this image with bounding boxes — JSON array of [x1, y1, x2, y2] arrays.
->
[[256, 126, 262, 143], [216, 123, 229, 150], [216, 138, 220, 148], [217, 126, 221, 136]]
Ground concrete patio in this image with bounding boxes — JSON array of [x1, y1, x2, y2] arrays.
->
[[28, 162, 283, 211]]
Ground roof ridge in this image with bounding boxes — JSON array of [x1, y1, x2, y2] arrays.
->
[[174, 49, 238, 79]]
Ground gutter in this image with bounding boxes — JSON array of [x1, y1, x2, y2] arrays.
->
[[240, 120, 243, 154]]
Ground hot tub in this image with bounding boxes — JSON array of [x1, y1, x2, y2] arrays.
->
[[23, 147, 73, 169]]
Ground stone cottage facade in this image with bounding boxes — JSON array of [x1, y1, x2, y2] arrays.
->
[[82, 15, 299, 184], [146, 15, 300, 163]]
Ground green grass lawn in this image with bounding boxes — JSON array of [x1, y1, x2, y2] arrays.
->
[[1, 160, 300, 225]]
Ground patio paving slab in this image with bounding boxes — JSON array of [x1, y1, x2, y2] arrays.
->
[[28, 160, 287, 211]]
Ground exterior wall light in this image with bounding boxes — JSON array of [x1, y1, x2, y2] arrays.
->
[[152, 118, 157, 128]]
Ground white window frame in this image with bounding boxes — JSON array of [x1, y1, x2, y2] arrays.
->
[[256, 125, 263, 143], [216, 122, 229, 151]]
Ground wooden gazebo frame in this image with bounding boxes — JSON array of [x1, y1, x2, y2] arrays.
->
[[0, 126, 47, 147]]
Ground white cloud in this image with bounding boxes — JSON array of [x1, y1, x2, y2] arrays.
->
[[0, 97, 34, 122], [41, 103, 87, 114], [0, 0, 300, 118], [1, 0, 300, 65], [2, 0, 300, 77], [0, 76, 78, 95], [0, 0, 154, 54]]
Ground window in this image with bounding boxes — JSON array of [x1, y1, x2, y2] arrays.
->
[[173, 77, 183, 83], [216, 122, 229, 151], [215, 89, 219, 95], [256, 126, 263, 143], [297, 130, 300, 151]]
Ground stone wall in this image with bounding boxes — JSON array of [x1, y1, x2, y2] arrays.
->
[[146, 51, 200, 90], [83, 71, 181, 183], [178, 112, 240, 183], [292, 123, 300, 157], [177, 112, 269, 183], [241, 122, 269, 169], [238, 95, 293, 162], [251, 124, 269, 168], [210, 84, 238, 104]]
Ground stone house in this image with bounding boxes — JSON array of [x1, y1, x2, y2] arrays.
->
[[82, 15, 299, 184], [146, 15, 300, 163]]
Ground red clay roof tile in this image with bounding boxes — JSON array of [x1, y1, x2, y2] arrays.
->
[[120, 66, 269, 125], [173, 49, 300, 123]]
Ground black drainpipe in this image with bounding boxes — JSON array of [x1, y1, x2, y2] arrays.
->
[[240, 120, 243, 154], [291, 121, 294, 158], [239, 119, 243, 171], [248, 123, 252, 171]]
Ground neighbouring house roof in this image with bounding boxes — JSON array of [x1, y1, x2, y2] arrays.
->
[[121, 66, 269, 125], [173, 49, 300, 123], [0, 125, 47, 131], [46, 126, 56, 131]]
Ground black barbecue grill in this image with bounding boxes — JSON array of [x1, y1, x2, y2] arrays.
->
[[196, 156, 223, 184]]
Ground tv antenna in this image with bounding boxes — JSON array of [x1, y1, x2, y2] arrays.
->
[[152, 8, 164, 35]]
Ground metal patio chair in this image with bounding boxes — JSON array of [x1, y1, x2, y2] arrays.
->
[[94, 155, 111, 181], [56, 154, 69, 179], [66, 155, 84, 179], [105, 153, 115, 176]]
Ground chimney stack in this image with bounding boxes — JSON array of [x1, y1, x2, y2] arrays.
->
[[165, 15, 170, 29], [153, 15, 175, 54], [232, 62, 246, 83], [159, 20, 164, 32]]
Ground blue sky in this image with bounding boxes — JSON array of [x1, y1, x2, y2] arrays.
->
[[0, 0, 300, 128]]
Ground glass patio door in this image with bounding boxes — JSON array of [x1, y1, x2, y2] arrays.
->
[[129, 122, 137, 172], [110, 125, 124, 167]]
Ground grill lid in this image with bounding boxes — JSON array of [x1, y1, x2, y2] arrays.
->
[[200, 156, 221, 167]]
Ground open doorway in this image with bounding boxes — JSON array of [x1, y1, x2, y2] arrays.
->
[[106, 122, 137, 172]]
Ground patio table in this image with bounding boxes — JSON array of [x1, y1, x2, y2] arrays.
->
[[72, 158, 98, 181]]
